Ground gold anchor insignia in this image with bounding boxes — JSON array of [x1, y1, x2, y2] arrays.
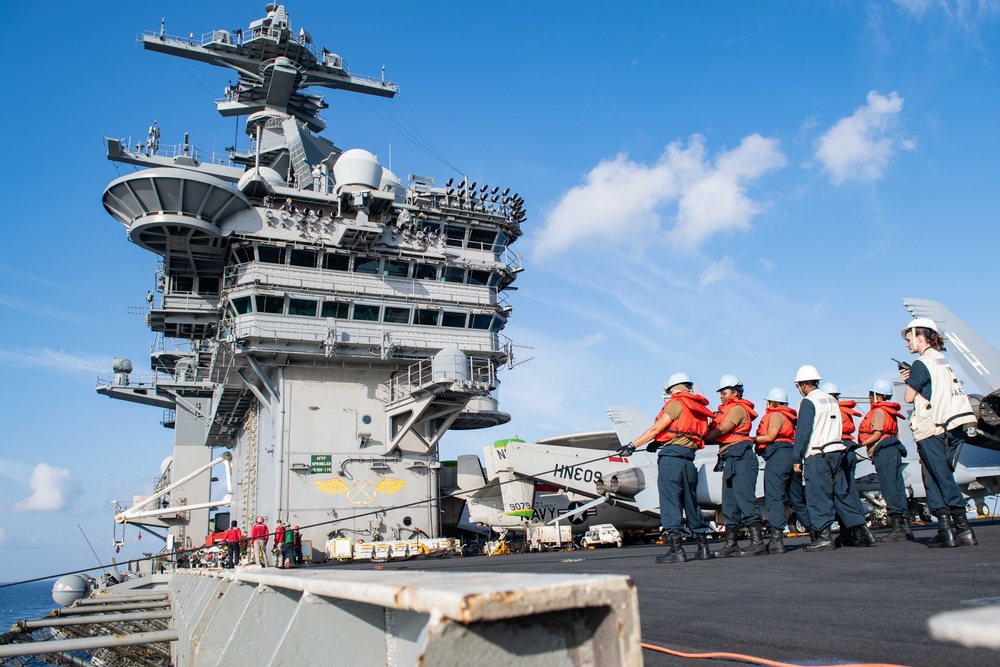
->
[[315, 477, 406, 506]]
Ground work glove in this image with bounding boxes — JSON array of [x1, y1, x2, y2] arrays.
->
[[618, 442, 636, 456], [645, 443, 660, 453]]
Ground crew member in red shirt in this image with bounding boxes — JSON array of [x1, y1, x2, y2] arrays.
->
[[225, 520, 243, 569], [250, 516, 270, 567], [273, 520, 287, 568]]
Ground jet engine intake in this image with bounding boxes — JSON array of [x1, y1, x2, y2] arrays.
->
[[595, 468, 645, 498]]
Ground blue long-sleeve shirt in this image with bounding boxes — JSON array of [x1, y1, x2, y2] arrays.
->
[[792, 398, 815, 462]]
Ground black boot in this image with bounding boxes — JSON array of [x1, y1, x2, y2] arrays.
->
[[902, 516, 914, 540], [695, 534, 711, 560], [928, 512, 958, 548], [655, 533, 687, 563], [879, 514, 907, 542], [804, 526, 835, 551], [834, 526, 855, 548], [738, 523, 767, 556], [715, 528, 740, 558], [855, 523, 878, 547], [767, 531, 787, 554], [951, 509, 978, 547]]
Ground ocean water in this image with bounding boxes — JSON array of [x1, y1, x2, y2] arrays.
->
[[0, 580, 58, 631]]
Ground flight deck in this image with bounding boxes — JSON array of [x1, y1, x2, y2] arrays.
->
[[336, 519, 1000, 666]]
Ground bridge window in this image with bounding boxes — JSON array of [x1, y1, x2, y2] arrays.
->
[[232, 245, 254, 264], [414, 309, 440, 326], [468, 229, 497, 250], [197, 277, 220, 295], [490, 316, 504, 333], [383, 307, 411, 324], [414, 264, 438, 281], [321, 301, 350, 319], [385, 260, 410, 279], [493, 232, 508, 254], [443, 267, 465, 283], [323, 253, 350, 271], [467, 270, 490, 286], [171, 276, 194, 293], [445, 225, 466, 248], [255, 295, 284, 314], [353, 257, 380, 275], [290, 249, 317, 268], [442, 311, 467, 328], [231, 297, 252, 314], [258, 245, 286, 265], [288, 298, 317, 317], [352, 304, 380, 321], [470, 313, 493, 330]]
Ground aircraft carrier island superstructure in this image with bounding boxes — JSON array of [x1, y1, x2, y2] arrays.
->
[[97, 3, 526, 558]]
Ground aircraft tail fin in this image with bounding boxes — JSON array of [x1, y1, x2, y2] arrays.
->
[[606, 406, 653, 447], [904, 298, 999, 395], [457, 455, 487, 492]]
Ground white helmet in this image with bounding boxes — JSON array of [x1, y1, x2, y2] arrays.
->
[[820, 381, 840, 396], [665, 372, 693, 392], [717, 374, 742, 392], [901, 317, 939, 339], [794, 365, 822, 383], [870, 379, 894, 396], [765, 387, 788, 404]]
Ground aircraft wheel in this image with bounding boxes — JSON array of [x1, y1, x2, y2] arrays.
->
[[580, 539, 589, 548], [921, 505, 932, 523], [979, 503, 990, 516]]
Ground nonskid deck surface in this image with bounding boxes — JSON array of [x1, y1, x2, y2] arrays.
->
[[330, 520, 1000, 666]]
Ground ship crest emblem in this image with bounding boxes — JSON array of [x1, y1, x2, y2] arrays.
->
[[315, 477, 407, 506]]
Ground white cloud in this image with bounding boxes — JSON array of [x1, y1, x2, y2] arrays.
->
[[699, 256, 736, 287], [0, 526, 5, 543], [13, 464, 79, 512], [534, 134, 785, 257], [0, 347, 111, 374], [892, 0, 1000, 26], [572, 332, 607, 348], [759, 257, 775, 271], [815, 91, 914, 185]]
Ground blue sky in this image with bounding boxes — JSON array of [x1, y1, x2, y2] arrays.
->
[[2, 0, 1000, 581]]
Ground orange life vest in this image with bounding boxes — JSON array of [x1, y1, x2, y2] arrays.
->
[[653, 392, 715, 449], [712, 398, 758, 446], [839, 399, 862, 441], [754, 406, 797, 454], [858, 402, 905, 443]]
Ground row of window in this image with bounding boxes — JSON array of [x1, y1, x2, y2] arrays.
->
[[228, 295, 505, 333], [168, 275, 221, 296], [230, 244, 505, 287]]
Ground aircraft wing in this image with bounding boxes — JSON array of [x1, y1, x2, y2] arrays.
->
[[606, 406, 653, 447], [904, 298, 999, 395]]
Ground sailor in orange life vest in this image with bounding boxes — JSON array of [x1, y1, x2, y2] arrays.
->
[[792, 365, 873, 551], [626, 372, 714, 564], [750, 387, 809, 554], [704, 375, 766, 557], [900, 317, 978, 548], [858, 379, 912, 542], [820, 382, 876, 548]]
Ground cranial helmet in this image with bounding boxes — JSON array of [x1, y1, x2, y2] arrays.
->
[[901, 317, 939, 339], [765, 387, 788, 404]]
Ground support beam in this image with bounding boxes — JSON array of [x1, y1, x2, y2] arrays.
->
[[0, 630, 178, 658]]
